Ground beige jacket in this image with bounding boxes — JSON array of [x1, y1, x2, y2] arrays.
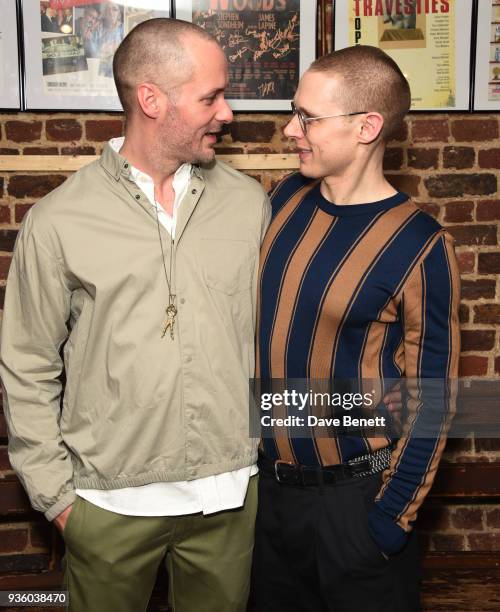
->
[[0, 144, 271, 520]]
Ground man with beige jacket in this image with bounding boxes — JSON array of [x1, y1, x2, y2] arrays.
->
[[0, 19, 270, 612]]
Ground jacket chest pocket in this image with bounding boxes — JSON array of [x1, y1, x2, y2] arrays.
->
[[196, 238, 254, 295]]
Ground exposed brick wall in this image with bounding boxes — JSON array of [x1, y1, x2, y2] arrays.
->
[[0, 109, 498, 592]]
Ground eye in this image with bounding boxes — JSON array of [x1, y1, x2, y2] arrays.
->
[[203, 95, 217, 105]]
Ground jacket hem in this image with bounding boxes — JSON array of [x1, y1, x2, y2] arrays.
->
[[73, 452, 258, 490]]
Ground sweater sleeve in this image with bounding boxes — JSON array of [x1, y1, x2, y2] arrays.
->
[[368, 231, 460, 556], [0, 211, 76, 521]]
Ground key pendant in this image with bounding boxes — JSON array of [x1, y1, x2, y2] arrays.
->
[[161, 303, 177, 340]]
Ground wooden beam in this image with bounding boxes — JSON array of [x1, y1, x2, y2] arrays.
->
[[0, 154, 300, 173]]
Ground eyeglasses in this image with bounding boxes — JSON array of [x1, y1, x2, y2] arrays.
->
[[291, 101, 367, 134]]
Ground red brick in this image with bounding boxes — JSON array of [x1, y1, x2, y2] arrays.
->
[[0, 480, 32, 515], [0, 446, 12, 470], [0, 286, 4, 308], [476, 200, 500, 221], [461, 279, 496, 300], [29, 522, 52, 549], [475, 438, 500, 452], [385, 174, 420, 197], [0, 230, 18, 252], [486, 509, 500, 530], [458, 356, 488, 376], [444, 201, 473, 223], [229, 120, 275, 143], [444, 437, 473, 453], [0, 527, 28, 553], [478, 253, 500, 274], [417, 505, 451, 531], [425, 174, 496, 198], [383, 147, 403, 171], [473, 304, 500, 325], [85, 119, 124, 142], [431, 534, 465, 551], [0, 553, 50, 573], [23, 146, 58, 155], [8, 175, 66, 199], [459, 304, 469, 324], [407, 148, 438, 169], [412, 119, 449, 142], [213, 146, 245, 155], [460, 330, 495, 352], [456, 251, 475, 273], [14, 203, 33, 224], [446, 224, 497, 247], [46, 119, 82, 142], [0, 148, 19, 155], [451, 119, 498, 142], [451, 508, 484, 530], [389, 120, 408, 143], [468, 532, 500, 551], [61, 146, 96, 155], [0, 205, 10, 224], [478, 148, 500, 169], [5, 121, 42, 143], [0, 255, 11, 279], [496, 357, 500, 376], [0, 411, 6, 438], [443, 146, 475, 169], [416, 202, 440, 219]]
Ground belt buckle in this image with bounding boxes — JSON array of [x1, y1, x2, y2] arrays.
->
[[274, 460, 293, 483]]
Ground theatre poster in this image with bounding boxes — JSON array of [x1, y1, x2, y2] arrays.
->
[[22, 0, 171, 111], [175, 0, 316, 111], [334, 0, 473, 111], [0, 0, 22, 109], [474, 0, 500, 110]]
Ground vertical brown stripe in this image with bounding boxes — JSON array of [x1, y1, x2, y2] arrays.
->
[[309, 203, 417, 378], [270, 210, 334, 378], [255, 181, 319, 378]]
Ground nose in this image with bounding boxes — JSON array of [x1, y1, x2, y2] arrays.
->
[[284, 113, 303, 139], [216, 97, 233, 124]]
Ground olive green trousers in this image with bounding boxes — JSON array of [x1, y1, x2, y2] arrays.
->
[[63, 475, 257, 612]]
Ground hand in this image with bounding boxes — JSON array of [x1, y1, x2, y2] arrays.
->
[[52, 504, 73, 535], [383, 383, 403, 416]]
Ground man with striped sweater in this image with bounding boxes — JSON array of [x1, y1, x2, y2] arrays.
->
[[253, 45, 460, 611]]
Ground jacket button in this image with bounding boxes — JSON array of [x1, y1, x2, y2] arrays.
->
[[191, 189, 197, 195], [135, 194, 140, 200]]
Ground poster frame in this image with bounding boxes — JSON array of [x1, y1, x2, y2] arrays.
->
[[21, 0, 172, 112], [333, 0, 473, 112], [473, 0, 500, 111], [0, 0, 23, 110], [174, 0, 317, 111]]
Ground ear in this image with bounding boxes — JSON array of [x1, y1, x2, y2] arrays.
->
[[358, 111, 384, 144], [136, 83, 167, 120]]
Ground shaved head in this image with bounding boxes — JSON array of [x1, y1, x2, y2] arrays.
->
[[113, 18, 218, 115], [309, 45, 411, 141]]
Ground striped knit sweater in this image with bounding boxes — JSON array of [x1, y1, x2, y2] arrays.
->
[[257, 172, 461, 555]]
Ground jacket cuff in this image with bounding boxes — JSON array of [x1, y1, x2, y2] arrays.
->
[[44, 489, 77, 522], [367, 503, 409, 557]]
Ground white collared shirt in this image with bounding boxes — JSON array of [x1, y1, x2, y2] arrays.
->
[[75, 137, 257, 516]]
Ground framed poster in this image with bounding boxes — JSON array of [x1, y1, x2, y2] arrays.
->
[[22, 0, 172, 111], [175, 0, 317, 111], [334, 0, 473, 111], [0, 0, 22, 109], [473, 0, 500, 110]]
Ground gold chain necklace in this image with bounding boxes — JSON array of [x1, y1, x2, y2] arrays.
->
[[154, 197, 177, 340]]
